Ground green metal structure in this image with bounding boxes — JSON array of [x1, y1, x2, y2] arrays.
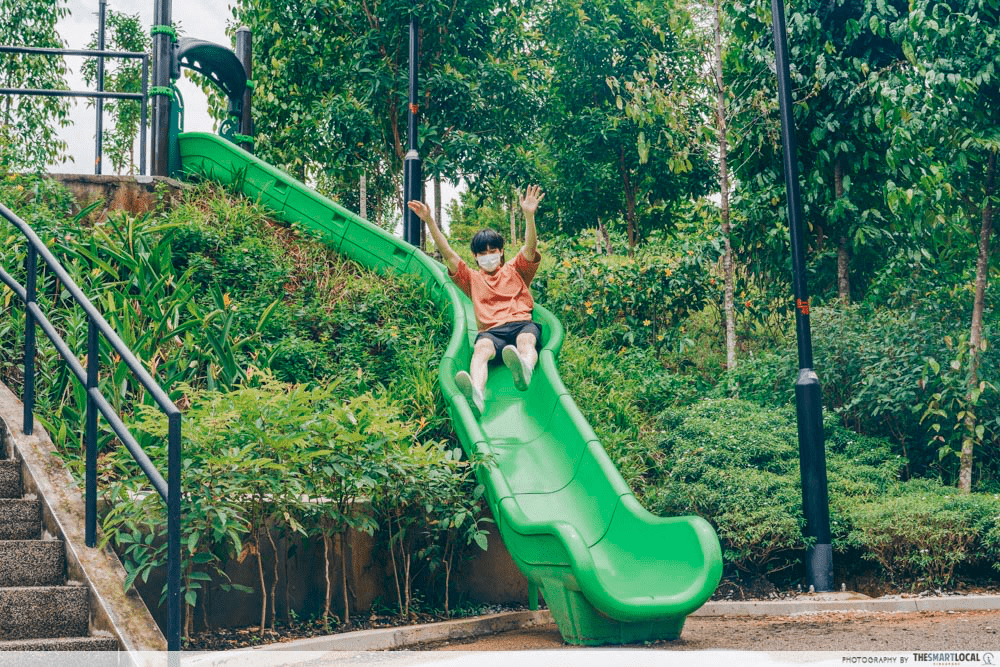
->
[[177, 131, 723, 645]]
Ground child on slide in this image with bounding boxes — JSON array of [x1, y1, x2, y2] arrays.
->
[[407, 185, 545, 417]]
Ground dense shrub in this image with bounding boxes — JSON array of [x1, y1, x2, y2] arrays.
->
[[557, 329, 699, 491], [840, 480, 1000, 588], [534, 233, 715, 353], [107, 377, 490, 633], [719, 303, 1000, 485], [0, 178, 472, 627], [646, 399, 903, 581]]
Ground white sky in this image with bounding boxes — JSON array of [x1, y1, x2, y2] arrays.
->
[[50, 0, 459, 226]]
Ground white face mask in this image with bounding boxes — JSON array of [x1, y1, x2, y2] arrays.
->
[[476, 252, 502, 272]]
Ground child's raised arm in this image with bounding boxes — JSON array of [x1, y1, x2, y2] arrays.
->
[[519, 185, 544, 262], [407, 200, 462, 274]]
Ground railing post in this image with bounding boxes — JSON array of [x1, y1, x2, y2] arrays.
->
[[86, 320, 98, 548], [140, 55, 149, 176], [23, 245, 36, 436], [96, 0, 107, 175], [167, 409, 182, 652]]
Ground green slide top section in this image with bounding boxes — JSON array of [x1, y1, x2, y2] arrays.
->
[[178, 131, 723, 645]]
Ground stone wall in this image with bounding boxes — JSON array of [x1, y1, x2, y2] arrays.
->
[[49, 173, 185, 218]]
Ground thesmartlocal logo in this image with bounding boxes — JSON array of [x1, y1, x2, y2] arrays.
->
[[911, 653, 992, 665]]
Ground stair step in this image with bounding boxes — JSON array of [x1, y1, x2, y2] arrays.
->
[[0, 540, 65, 586], [0, 498, 41, 539], [0, 585, 90, 640], [0, 635, 119, 652], [0, 460, 19, 498]]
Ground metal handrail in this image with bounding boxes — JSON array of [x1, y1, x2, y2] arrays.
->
[[0, 201, 181, 651]]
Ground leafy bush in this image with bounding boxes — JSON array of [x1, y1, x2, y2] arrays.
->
[[841, 479, 1000, 588], [534, 233, 715, 353], [717, 302, 1000, 485], [646, 399, 904, 581], [107, 376, 489, 632]]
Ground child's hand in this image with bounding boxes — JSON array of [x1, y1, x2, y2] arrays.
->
[[407, 200, 433, 222], [520, 185, 544, 216]]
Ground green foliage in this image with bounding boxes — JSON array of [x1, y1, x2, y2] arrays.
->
[[558, 329, 699, 492], [725, 0, 903, 304], [841, 480, 1000, 588], [225, 0, 538, 228], [537, 0, 714, 250], [535, 233, 717, 353], [82, 9, 151, 174], [720, 303, 1000, 485], [0, 178, 482, 627], [0, 0, 72, 171], [646, 400, 903, 579], [921, 336, 1000, 483]]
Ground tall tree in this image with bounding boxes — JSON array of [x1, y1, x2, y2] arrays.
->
[[708, 0, 737, 376], [0, 0, 71, 172], [227, 0, 538, 230], [875, 0, 1000, 491], [539, 0, 714, 254], [726, 0, 903, 303]]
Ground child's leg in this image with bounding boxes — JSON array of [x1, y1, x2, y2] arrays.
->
[[470, 338, 496, 395], [516, 332, 538, 372]]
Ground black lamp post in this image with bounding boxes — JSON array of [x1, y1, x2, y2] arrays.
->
[[151, 0, 172, 177], [403, 15, 422, 247], [770, 0, 833, 591]]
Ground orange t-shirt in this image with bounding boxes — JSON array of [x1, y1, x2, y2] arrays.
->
[[449, 250, 542, 331]]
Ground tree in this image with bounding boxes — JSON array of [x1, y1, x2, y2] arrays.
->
[[539, 0, 714, 255], [0, 0, 71, 172], [725, 0, 904, 303], [875, 0, 999, 491], [83, 9, 151, 175], [706, 0, 737, 376], [227, 0, 538, 230]]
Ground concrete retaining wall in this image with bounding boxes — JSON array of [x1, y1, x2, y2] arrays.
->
[[135, 517, 529, 633]]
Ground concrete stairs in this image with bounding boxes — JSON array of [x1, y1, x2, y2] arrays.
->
[[0, 447, 118, 651]]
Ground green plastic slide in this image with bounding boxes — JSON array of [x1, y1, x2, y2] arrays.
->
[[178, 131, 723, 645]]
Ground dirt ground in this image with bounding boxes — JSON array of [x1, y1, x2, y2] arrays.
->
[[418, 609, 1000, 651]]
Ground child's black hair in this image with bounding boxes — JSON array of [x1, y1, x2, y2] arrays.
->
[[471, 229, 505, 255]]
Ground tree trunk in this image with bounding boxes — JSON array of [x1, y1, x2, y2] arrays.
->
[[834, 158, 851, 303], [600, 219, 612, 255], [510, 189, 517, 244], [434, 174, 442, 235], [266, 526, 279, 629], [619, 147, 638, 256], [339, 531, 350, 624], [713, 0, 737, 379], [322, 530, 333, 621], [360, 173, 367, 220], [959, 148, 996, 493], [256, 532, 267, 633]]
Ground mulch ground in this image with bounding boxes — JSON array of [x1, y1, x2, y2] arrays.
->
[[181, 604, 531, 651], [181, 578, 1000, 651]]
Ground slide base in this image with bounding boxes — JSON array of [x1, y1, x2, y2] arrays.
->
[[534, 570, 686, 646]]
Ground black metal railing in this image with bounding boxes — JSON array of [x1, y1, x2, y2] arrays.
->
[[0, 45, 150, 176], [0, 201, 180, 651]]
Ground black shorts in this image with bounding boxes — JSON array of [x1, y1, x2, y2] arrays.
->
[[476, 320, 542, 359]]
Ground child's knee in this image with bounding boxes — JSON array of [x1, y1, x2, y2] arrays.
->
[[516, 332, 537, 348], [474, 338, 497, 359]]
